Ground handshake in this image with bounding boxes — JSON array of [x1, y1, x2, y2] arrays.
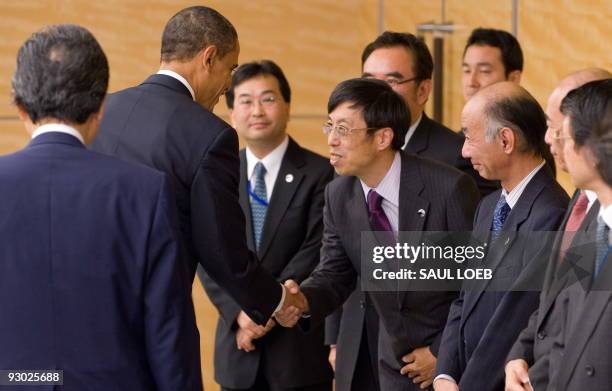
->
[[274, 279, 310, 328]]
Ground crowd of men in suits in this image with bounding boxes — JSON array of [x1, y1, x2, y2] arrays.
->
[[0, 5, 610, 391]]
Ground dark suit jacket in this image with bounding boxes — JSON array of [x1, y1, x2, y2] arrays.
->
[[436, 166, 569, 391], [0, 132, 201, 391], [507, 191, 600, 390], [406, 114, 498, 198], [200, 138, 334, 389], [91, 74, 281, 324], [324, 114, 487, 391], [301, 151, 480, 390], [552, 240, 612, 391]]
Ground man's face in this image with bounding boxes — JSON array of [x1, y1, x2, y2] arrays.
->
[[200, 43, 240, 110], [327, 102, 380, 178], [544, 87, 568, 171], [562, 116, 596, 189], [230, 75, 290, 147], [461, 98, 507, 180], [362, 46, 425, 124], [462, 45, 509, 101]]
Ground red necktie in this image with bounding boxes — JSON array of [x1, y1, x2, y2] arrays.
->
[[558, 191, 589, 263]]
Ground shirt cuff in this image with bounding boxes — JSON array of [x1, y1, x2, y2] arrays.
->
[[434, 374, 457, 384], [272, 283, 286, 315]]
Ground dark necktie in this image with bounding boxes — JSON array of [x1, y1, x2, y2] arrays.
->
[[594, 216, 610, 278], [559, 191, 589, 262], [491, 195, 511, 241], [250, 162, 268, 250], [367, 190, 393, 233]]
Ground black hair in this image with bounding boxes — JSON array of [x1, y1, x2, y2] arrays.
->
[[225, 60, 291, 109], [328, 78, 410, 151], [12, 24, 109, 124], [161, 6, 237, 62], [560, 78, 612, 186], [361, 31, 433, 81], [464, 28, 523, 76]]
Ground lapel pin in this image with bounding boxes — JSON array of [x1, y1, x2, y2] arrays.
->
[[417, 209, 426, 217], [285, 174, 294, 183], [505, 237, 510, 245]]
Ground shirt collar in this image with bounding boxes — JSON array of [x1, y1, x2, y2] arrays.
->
[[31, 123, 85, 145], [157, 70, 195, 100], [360, 152, 401, 207], [584, 189, 598, 209], [599, 203, 612, 231], [402, 114, 423, 148], [501, 160, 545, 209], [246, 136, 289, 180]]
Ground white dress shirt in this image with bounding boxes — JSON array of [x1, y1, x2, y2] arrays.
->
[[157, 70, 195, 100], [31, 123, 85, 145], [402, 114, 423, 149], [245, 136, 289, 200], [360, 152, 401, 236]]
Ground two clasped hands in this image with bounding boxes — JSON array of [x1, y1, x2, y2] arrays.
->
[[235, 280, 308, 352]]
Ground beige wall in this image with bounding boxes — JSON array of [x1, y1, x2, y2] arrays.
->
[[1, 1, 611, 389]]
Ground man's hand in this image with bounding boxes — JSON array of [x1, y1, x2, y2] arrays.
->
[[236, 311, 269, 339], [275, 280, 309, 327], [236, 327, 256, 352], [505, 359, 533, 391], [400, 346, 436, 389], [433, 378, 459, 391], [328, 345, 337, 372]]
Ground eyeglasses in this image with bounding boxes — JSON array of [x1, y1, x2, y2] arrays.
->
[[236, 95, 278, 108], [322, 123, 379, 137], [364, 76, 420, 87], [384, 76, 420, 87]]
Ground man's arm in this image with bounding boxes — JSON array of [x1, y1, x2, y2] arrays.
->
[[191, 127, 282, 324], [145, 176, 203, 390]]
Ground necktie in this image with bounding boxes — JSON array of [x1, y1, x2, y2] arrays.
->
[[594, 216, 610, 278], [250, 162, 268, 250], [559, 191, 590, 263], [491, 195, 511, 241], [367, 190, 393, 233]]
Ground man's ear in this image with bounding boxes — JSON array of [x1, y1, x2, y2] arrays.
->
[[498, 127, 516, 154], [507, 70, 521, 84], [416, 79, 432, 106], [200, 45, 218, 71], [377, 127, 395, 151], [16, 105, 29, 122]]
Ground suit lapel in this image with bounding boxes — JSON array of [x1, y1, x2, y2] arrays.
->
[[403, 114, 431, 154], [238, 150, 255, 251], [258, 138, 304, 260], [463, 169, 548, 320], [398, 153, 428, 233], [538, 200, 601, 329], [558, 248, 612, 389]]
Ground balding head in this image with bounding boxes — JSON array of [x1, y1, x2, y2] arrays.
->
[[461, 81, 548, 184], [545, 68, 611, 171]]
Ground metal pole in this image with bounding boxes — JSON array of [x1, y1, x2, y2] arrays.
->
[[512, 0, 518, 37]]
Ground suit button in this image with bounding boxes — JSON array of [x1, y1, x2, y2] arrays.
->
[[360, 300, 366, 309], [585, 365, 595, 376], [537, 331, 546, 340]]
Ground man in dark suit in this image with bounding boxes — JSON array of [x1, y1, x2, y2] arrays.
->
[[504, 68, 611, 391], [0, 24, 201, 390], [325, 32, 489, 391], [277, 78, 480, 391], [199, 60, 334, 391], [548, 78, 612, 391], [92, 6, 302, 327], [434, 82, 569, 391]]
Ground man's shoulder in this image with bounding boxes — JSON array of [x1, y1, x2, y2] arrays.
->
[[88, 148, 168, 189], [422, 116, 464, 144], [405, 151, 470, 185]]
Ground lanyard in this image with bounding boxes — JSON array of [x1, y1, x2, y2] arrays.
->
[[247, 181, 269, 207]]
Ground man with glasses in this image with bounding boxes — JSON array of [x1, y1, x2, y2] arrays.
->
[[326, 31, 486, 391], [277, 78, 480, 390], [200, 60, 334, 391]]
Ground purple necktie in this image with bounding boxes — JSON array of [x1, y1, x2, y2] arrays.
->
[[367, 190, 393, 233]]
